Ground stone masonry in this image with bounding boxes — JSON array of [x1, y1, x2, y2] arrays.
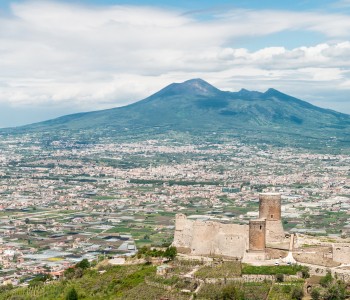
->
[[173, 193, 286, 259]]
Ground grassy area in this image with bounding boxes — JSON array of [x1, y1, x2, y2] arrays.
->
[[122, 282, 189, 300], [243, 282, 272, 300], [195, 261, 242, 279], [197, 281, 271, 300], [105, 223, 173, 247], [267, 282, 304, 300], [0, 265, 157, 300], [242, 264, 304, 275], [172, 259, 205, 275]]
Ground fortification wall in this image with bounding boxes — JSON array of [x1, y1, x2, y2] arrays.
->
[[173, 192, 287, 259], [333, 244, 350, 264], [173, 214, 194, 251], [173, 214, 249, 258], [265, 220, 285, 244]]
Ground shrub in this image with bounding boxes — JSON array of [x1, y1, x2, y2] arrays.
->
[[66, 287, 78, 300], [221, 283, 244, 300], [311, 287, 321, 300], [301, 267, 310, 279], [320, 271, 333, 287], [76, 259, 90, 269], [164, 246, 177, 260], [291, 286, 304, 300], [282, 285, 291, 293], [275, 273, 284, 282], [324, 282, 346, 300]]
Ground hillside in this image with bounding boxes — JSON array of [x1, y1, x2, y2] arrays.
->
[[5, 79, 350, 149]]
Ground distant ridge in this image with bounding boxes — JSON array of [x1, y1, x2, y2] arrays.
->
[[5, 79, 350, 149]]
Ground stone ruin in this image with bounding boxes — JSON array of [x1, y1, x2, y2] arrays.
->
[[172, 193, 286, 261]]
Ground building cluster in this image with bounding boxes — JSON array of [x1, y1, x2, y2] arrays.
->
[[0, 135, 349, 284]]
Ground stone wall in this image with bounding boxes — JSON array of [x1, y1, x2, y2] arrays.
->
[[307, 264, 350, 282], [173, 213, 193, 252], [333, 244, 350, 264], [173, 214, 249, 258], [265, 220, 285, 244], [173, 193, 287, 259]]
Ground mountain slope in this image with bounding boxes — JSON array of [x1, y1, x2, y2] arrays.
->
[[8, 79, 350, 147]]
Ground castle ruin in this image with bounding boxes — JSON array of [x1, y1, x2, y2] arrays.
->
[[173, 193, 286, 260]]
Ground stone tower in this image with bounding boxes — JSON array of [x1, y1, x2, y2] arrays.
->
[[259, 193, 285, 244], [249, 219, 266, 251], [259, 193, 281, 221]]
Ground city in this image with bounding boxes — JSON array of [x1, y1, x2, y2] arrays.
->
[[0, 134, 348, 289]]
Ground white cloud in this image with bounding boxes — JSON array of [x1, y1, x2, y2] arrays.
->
[[0, 0, 350, 118]]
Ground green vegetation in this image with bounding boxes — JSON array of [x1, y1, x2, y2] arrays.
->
[[320, 270, 333, 287], [195, 261, 242, 279], [0, 265, 157, 300], [12, 79, 350, 151], [28, 274, 52, 287], [197, 281, 271, 300], [268, 282, 304, 300], [315, 271, 350, 300], [1, 259, 349, 300], [311, 287, 321, 300], [306, 211, 348, 234], [242, 264, 307, 276], [137, 246, 177, 261], [66, 287, 78, 300], [171, 259, 204, 275]]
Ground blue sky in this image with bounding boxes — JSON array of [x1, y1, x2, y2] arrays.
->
[[1, 0, 350, 127]]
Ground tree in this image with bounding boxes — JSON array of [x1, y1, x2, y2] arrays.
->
[[66, 287, 78, 300], [75, 259, 90, 269], [164, 246, 177, 261], [311, 288, 321, 300], [64, 268, 75, 280]]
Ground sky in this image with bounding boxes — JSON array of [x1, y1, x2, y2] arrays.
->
[[1, 0, 350, 127]]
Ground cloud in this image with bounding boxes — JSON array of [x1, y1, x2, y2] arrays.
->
[[0, 0, 350, 120], [333, 0, 350, 8]]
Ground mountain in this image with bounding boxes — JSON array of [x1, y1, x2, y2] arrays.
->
[[6, 79, 350, 149]]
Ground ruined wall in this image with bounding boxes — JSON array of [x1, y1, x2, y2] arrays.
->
[[249, 219, 266, 251], [265, 220, 285, 244], [173, 214, 249, 258], [172, 214, 194, 252], [173, 192, 287, 258], [333, 244, 350, 264]]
